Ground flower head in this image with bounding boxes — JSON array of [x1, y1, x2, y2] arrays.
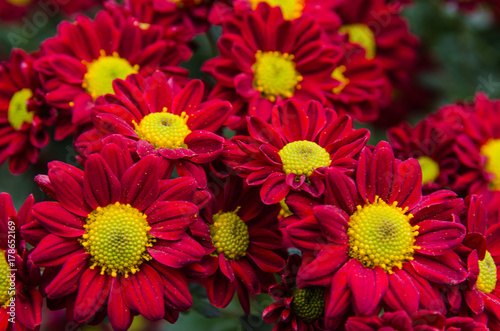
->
[[284, 142, 466, 326], [75, 71, 231, 188], [34, 10, 190, 137], [223, 100, 369, 204], [263, 254, 326, 331], [199, 177, 285, 314], [29, 141, 207, 329], [0, 49, 53, 174], [203, 2, 340, 131]]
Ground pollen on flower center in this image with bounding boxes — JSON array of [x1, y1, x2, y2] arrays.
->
[[81, 202, 154, 277], [417, 156, 440, 185], [210, 209, 249, 260], [0, 251, 13, 308], [480, 139, 500, 191], [339, 24, 376, 59], [291, 287, 324, 323], [252, 50, 303, 102], [82, 51, 139, 100], [8, 88, 34, 130], [331, 65, 350, 95], [347, 197, 420, 273], [249, 0, 305, 20], [133, 109, 191, 149], [477, 251, 497, 294], [279, 140, 331, 177]]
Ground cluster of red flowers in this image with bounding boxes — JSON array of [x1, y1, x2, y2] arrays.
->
[[1, 0, 500, 330]]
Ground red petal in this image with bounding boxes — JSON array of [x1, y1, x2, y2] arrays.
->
[[152, 262, 193, 311], [297, 245, 349, 287], [32, 202, 85, 237], [148, 234, 204, 268], [314, 205, 350, 245], [411, 253, 467, 285], [120, 155, 159, 211], [83, 154, 121, 209], [46, 253, 88, 299], [108, 278, 133, 331], [247, 245, 285, 273], [48, 165, 91, 217], [147, 201, 198, 241], [74, 269, 111, 322], [348, 261, 388, 315], [260, 172, 289, 205], [31, 235, 85, 267], [383, 269, 419, 315], [121, 264, 165, 320], [247, 116, 284, 149], [206, 270, 235, 308], [415, 220, 466, 256]]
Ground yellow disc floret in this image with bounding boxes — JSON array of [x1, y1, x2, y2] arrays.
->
[[8, 88, 34, 130], [417, 156, 440, 185], [480, 139, 500, 191], [134, 109, 191, 149], [252, 51, 303, 102], [279, 140, 331, 177], [477, 251, 497, 294], [331, 65, 350, 95], [82, 51, 139, 100], [348, 197, 420, 273], [0, 251, 13, 308], [291, 287, 324, 323], [81, 202, 154, 277], [249, 0, 305, 20], [339, 24, 376, 59], [210, 209, 249, 260], [279, 199, 293, 219]]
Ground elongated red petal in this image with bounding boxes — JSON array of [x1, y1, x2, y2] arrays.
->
[[74, 268, 111, 322]]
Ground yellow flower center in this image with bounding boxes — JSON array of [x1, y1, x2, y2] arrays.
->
[[417, 156, 440, 185], [0, 251, 13, 308], [81, 202, 154, 277], [133, 109, 191, 149], [210, 209, 249, 260], [249, 0, 305, 20], [279, 199, 293, 219], [339, 24, 376, 59], [477, 251, 497, 294], [279, 140, 331, 177], [291, 287, 324, 323], [82, 51, 139, 100], [5, 0, 31, 6], [252, 51, 303, 102], [331, 65, 350, 95], [348, 197, 420, 273], [480, 139, 500, 191], [8, 88, 34, 130]]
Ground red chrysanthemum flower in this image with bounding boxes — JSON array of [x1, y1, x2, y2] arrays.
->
[[0, 193, 42, 331], [75, 71, 231, 188], [388, 118, 459, 193], [0, 49, 53, 174], [104, 0, 197, 49], [284, 142, 467, 327], [346, 309, 487, 331], [28, 143, 207, 330], [34, 9, 191, 138], [445, 195, 500, 329], [203, 3, 340, 131], [223, 100, 369, 204], [324, 42, 390, 122], [452, 93, 500, 224], [263, 254, 326, 331], [330, 0, 419, 89], [198, 177, 285, 314]]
